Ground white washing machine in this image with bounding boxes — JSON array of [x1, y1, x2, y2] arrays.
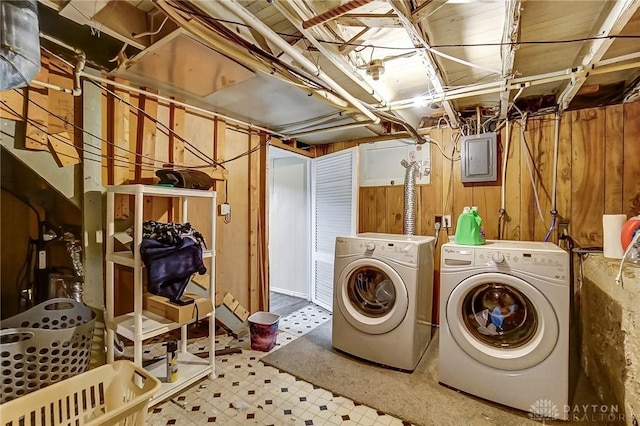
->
[[332, 233, 435, 371], [439, 240, 571, 420]]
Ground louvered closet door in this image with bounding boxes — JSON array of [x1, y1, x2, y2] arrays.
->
[[311, 148, 358, 312]]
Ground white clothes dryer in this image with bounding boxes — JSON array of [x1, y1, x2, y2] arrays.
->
[[332, 233, 435, 371], [439, 240, 571, 420]]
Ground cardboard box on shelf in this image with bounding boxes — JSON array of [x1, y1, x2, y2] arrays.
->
[[143, 292, 213, 324]]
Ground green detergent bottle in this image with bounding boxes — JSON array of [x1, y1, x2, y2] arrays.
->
[[454, 206, 483, 245], [471, 206, 486, 244]]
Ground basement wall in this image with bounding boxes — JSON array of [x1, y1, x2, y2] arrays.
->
[[581, 254, 639, 425], [326, 103, 640, 324], [3, 51, 639, 320]]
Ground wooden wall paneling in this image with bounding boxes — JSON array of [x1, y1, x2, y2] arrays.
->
[[520, 119, 537, 240], [25, 57, 49, 151], [216, 129, 251, 310], [213, 118, 227, 211], [0, 192, 39, 319], [555, 112, 572, 242], [519, 118, 540, 241], [314, 144, 330, 157], [170, 103, 186, 166], [102, 88, 109, 185], [359, 187, 378, 232], [426, 128, 446, 324], [138, 90, 158, 180], [112, 78, 131, 220], [533, 116, 555, 241], [386, 185, 405, 234], [47, 59, 74, 136], [144, 100, 171, 222], [168, 103, 186, 222], [46, 59, 76, 165], [47, 133, 80, 166], [471, 183, 501, 240], [449, 130, 473, 229], [182, 111, 215, 291], [502, 121, 522, 240], [604, 104, 624, 214], [248, 133, 261, 312], [623, 101, 640, 216], [359, 186, 388, 233], [213, 119, 228, 300], [417, 184, 434, 236], [571, 108, 605, 247], [128, 93, 140, 182], [430, 128, 445, 216], [440, 129, 456, 219], [0, 88, 25, 121], [259, 133, 269, 311], [474, 127, 509, 240], [113, 79, 133, 179]]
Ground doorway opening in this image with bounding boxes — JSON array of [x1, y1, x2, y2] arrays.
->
[[268, 147, 311, 317]]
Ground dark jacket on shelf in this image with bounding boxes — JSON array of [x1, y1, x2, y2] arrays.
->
[[139, 222, 207, 302]]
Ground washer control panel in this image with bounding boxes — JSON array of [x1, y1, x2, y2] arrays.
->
[[442, 242, 568, 281]]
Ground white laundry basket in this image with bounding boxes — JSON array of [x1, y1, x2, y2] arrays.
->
[[0, 360, 160, 426], [0, 298, 96, 403]]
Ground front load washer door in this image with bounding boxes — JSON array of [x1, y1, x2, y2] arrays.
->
[[336, 258, 409, 334], [446, 272, 558, 371]]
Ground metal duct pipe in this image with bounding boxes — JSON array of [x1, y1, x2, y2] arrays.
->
[[402, 160, 420, 235], [0, 0, 41, 90]]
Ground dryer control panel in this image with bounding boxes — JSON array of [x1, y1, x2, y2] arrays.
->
[[361, 240, 416, 256]]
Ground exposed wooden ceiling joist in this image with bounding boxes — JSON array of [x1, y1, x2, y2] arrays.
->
[[275, 0, 387, 104], [335, 14, 403, 28], [302, 0, 373, 29], [559, 0, 640, 110], [499, 0, 523, 118], [339, 27, 372, 54], [387, 0, 460, 127]]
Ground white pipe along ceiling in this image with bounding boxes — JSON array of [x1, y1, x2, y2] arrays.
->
[[21, 0, 640, 145]]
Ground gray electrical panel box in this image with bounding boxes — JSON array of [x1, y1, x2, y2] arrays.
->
[[461, 132, 497, 183]]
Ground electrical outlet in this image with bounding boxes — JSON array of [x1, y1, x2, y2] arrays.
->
[[558, 222, 569, 236], [219, 203, 231, 216], [443, 215, 452, 229], [434, 215, 442, 226]]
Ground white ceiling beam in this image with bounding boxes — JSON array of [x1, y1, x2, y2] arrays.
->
[[411, 0, 447, 22], [273, 0, 387, 105], [499, 0, 523, 119], [386, 0, 460, 127], [558, 0, 640, 110]]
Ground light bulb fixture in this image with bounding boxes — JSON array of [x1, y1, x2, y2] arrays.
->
[[366, 59, 385, 81]]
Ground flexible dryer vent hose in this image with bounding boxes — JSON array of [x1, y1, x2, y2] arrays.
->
[[402, 160, 420, 235]]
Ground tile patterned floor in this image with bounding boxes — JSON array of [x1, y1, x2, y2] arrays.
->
[[143, 305, 414, 426]]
